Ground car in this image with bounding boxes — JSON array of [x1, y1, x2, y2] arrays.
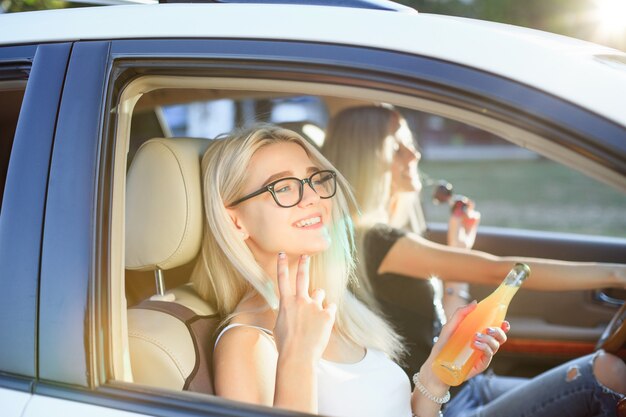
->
[[1, 1, 625, 416]]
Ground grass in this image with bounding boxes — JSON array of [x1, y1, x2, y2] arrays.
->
[[419, 159, 626, 238]]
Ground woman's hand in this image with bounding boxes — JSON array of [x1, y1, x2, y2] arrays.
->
[[447, 198, 481, 249], [427, 302, 509, 381], [465, 320, 509, 379], [273, 252, 337, 363]]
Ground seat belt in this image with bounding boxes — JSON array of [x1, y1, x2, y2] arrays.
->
[[131, 299, 220, 394]]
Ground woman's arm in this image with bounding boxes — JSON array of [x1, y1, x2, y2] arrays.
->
[[443, 209, 479, 320], [213, 325, 319, 411], [378, 231, 626, 290], [214, 253, 335, 413]]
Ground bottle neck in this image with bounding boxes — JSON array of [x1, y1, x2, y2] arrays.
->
[[503, 264, 530, 287], [493, 283, 521, 305], [493, 263, 530, 305]]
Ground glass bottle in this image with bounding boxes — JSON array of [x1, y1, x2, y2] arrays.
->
[[432, 263, 530, 386]]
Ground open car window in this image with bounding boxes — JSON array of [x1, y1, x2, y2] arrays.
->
[[107, 67, 626, 415]]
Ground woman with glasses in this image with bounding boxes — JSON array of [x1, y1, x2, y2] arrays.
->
[[191, 124, 624, 417], [322, 105, 626, 375]]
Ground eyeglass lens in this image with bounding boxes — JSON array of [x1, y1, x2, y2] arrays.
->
[[273, 171, 335, 207]]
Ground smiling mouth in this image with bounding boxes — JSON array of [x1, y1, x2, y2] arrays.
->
[[295, 216, 322, 228]]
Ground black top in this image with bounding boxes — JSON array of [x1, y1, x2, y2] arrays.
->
[[363, 223, 444, 375]]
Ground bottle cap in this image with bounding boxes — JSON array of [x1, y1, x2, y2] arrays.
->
[[504, 263, 531, 287]]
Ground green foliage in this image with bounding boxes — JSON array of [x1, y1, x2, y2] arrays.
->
[[2, 0, 68, 12]]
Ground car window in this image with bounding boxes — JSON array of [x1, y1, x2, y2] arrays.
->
[[0, 80, 26, 215], [413, 112, 626, 238], [158, 98, 626, 238], [112, 68, 625, 415], [161, 95, 328, 146]]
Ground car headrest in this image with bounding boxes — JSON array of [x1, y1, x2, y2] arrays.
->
[[125, 137, 209, 271]]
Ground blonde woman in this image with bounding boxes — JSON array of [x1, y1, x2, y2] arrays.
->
[[191, 124, 624, 417], [322, 107, 626, 372]]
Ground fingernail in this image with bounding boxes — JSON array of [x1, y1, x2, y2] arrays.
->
[[474, 340, 484, 347], [487, 328, 495, 335], [475, 332, 483, 339], [278, 252, 286, 259]]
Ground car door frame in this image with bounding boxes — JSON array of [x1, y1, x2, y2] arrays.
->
[[0, 42, 73, 417]]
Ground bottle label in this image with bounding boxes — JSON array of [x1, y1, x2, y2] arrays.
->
[[452, 344, 474, 370]]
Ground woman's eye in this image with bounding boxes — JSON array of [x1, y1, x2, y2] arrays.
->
[[275, 185, 292, 193]]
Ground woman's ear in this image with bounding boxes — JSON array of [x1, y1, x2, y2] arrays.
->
[[226, 208, 249, 240]]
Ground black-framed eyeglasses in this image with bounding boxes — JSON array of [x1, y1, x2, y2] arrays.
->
[[229, 170, 337, 208]]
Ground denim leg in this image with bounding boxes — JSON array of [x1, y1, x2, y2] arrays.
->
[[443, 372, 528, 415], [443, 354, 624, 417], [475, 371, 528, 403]]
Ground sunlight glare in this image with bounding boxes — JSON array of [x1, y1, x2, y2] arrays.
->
[[593, 0, 626, 32]]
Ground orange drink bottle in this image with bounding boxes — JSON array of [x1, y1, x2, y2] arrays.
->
[[432, 263, 530, 386]]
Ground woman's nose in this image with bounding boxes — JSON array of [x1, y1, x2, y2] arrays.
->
[[298, 181, 321, 207], [400, 143, 419, 162]]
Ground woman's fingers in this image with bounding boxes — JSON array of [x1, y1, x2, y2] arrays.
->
[[471, 324, 508, 367], [474, 332, 500, 355], [276, 252, 292, 298], [295, 254, 310, 298], [311, 288, 326, 306], [487, 326, 508, 345], [325, 302, 337, 321], [465, 321, 511, 380], [501, 320, 511, 333]]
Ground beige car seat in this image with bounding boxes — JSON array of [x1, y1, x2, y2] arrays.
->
[[125, 137, 219, 394]]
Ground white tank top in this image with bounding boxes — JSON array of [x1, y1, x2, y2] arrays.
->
[[215, 324, 412, 417]]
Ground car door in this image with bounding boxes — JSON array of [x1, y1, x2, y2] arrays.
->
[[0, 42, 71, 417], [9, 41, 151, 417], [15, 32, 623, 417]]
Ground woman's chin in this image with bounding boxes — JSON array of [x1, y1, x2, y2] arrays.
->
[[288, 226, 332, 255], [301, 236, 332, 255]]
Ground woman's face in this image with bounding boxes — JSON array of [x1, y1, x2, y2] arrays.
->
[[228, 141, 333, 264], [387, 120, 422, 194]]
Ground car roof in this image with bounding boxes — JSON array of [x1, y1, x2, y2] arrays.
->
[[2, 3, 626, 128]]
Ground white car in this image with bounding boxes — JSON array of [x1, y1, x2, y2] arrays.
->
[[1, 1, 625, 416]]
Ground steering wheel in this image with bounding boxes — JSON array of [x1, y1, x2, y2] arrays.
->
[[595, 301, 626, 353]]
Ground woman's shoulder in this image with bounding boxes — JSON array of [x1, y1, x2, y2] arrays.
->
[[363, 223, 407, 244], [361, 223, 408, 275], [214, 303, 276, 354], [213, 319, 277, 375], [212, 311, 278, 400], [215, 322, 275, 352]]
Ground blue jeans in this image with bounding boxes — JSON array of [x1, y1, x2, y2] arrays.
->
[[443, 353, 624, 417]]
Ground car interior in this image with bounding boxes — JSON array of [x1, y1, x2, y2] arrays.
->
[[125, 137, 218, 392], [111, 75, 626, 399], [0, 81, 26, 215]]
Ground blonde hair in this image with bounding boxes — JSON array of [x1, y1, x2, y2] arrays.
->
[[322, 106, 401, 226], [191, 124, 405, 361]]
